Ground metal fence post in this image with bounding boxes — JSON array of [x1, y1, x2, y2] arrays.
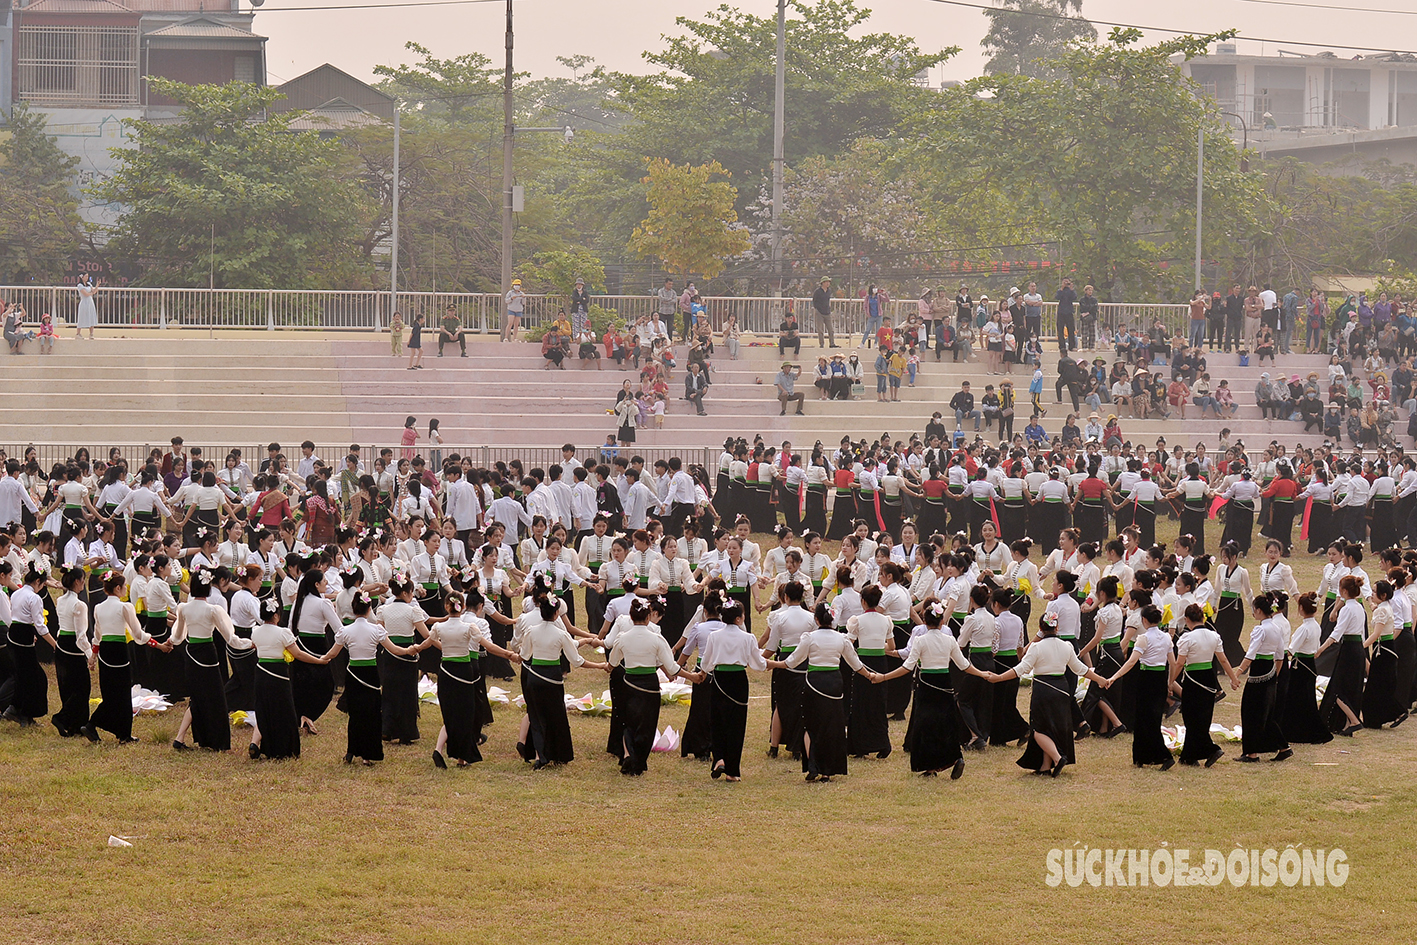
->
[[267, 291, 275, 331]]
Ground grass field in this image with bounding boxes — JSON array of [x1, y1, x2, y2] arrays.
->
[[4, 520, 1416, 944]]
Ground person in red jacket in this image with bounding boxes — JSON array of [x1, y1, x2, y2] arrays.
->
[[1261, 464, 1301, 554]]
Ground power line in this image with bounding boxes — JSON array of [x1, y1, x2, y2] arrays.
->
[[254, 0, 510, 13], [923, 0, 1417, 56], [1238, 0, 1417, 16]]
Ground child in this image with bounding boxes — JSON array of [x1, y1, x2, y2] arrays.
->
[[636, 392, 652, 427], [389, 310, 403, 356], [38, 313, 56, 355], [906, 345, 920, 387], [653, 394, 667, 428], [876, 316, 893, 353], [874, 347, 890, 402], [400, 416, 418, 461], [887, 346, 907, 402], [1030, 365, 1046, 417]]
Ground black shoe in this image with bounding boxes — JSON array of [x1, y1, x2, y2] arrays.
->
[[767, 746, 778, 758], [1274, 747, 1293, 762], [1392, 711, 1408, 728], [1074, 723, 1092, 740], [52, 719, 72, 738], [117, 736, 140, 744], [1340, 723, 1362, 737], [343, 753, 354, 765], [248, 743, 261, 760], [712, 761, 725, 779], [172, 740, 192, 752], [1206, 747, 1224, 767], [950, 758, 966, 780], [1160, 755, 1175, 771], [877, 747, 892, 760], [1050, 757, 1067, 778], [477, 732, 488, 746], [1237, 754, 1261, 763], [532, 758, 551, 771], [1214, 690, 1226, 703], [779, 409, 786, 415], [433, 750, 447, 769], [81, 724, 99, 743], [1101, 723, 1128, 739]]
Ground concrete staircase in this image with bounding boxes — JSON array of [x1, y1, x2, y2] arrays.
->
[[1, 328, 1340, 455]]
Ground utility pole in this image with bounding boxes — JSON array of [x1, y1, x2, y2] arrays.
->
[[501, 0, 515, 314], [387, 107, 399, 332], [770, 0, 786, 298], [1194, 125, 1204, 291]]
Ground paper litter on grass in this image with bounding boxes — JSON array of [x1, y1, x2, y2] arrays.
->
[[652, 725, 680, 752], [418, 674, 439, 705], [107, 836, 132, 848], [93, 686, 173, 716], [487, 686, 510, 705]]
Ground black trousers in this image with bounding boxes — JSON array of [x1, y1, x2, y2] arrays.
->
[[438, 332, 466, 355]]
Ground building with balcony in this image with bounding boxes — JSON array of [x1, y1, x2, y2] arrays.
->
[[1182, 45, 1417, 169]]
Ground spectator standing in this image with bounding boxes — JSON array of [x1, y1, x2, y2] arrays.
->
[[812, 277, 838, 348], [1188, 290, 1209, 350], [677, 281, 695, 342], [775, 363, 805, 415], [1078, 284, 1099, 350], [1224, 284, 1244, 352], [502, 279, 525, 342], [389, 310, 403, 357], [1281, 287, 1301, 355], [1055, 278, 1078, 353], [656, 278, 678, 338], [864, 284, 886, 347], [1022, 283, 1043, 344], [1243, 286, 1264, 351], [914, 287, 932, 352]]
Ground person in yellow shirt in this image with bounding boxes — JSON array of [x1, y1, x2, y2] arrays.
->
[[887, 346, 907, 403]]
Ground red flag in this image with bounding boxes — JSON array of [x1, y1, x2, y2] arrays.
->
[[1300, 496, 1313, 541], [1208, 496, 1227, 520], [988, 495, 1001, 534], [798, 479, 807, 522], [871, 490, 886, 533]]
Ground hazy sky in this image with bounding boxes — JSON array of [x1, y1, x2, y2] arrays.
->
[[256, 0, 1416, 88]]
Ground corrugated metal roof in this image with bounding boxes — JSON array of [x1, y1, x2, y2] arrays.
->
[[20, 0, 134, 13], [146, 18, 254, 39], [285, 102, 386, 131]]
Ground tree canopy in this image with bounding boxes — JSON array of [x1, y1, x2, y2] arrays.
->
[[0, 105, 82, 283]]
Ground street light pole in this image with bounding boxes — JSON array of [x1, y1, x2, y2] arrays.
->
[[387, 106, 398, 332], [501, 0, 515, 319], [1194, 124, 1204, 291], [771, 0, 786, 298]]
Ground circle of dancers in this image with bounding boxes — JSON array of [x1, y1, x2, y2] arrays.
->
[[0, 435, 1412, 782]]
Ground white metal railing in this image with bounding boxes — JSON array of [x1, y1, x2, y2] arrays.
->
[[1, 285, 1190, 337]]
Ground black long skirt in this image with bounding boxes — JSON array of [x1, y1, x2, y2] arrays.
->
[[956, 650, 994, 742], [1394, 629, 1416, 712], [1081, 640, 1126, 732], [417, 589, 446, 676], [186, 639, 231, 751], [680, 679, 712, 759], [1076, 502, 1107, 546], [436, 657, 482, 764], [344, 662, 384, 762], [292, 633, 334, 722], [1132, 668, 1172, 765], [772, 664, 806, 755], [1320, 636, 1365, 732], [801, 669, 849, 778], [1370, 499, 1397, 553], [1241, 664, 1288, 754], [1279, 654, 1332, 744], [605, 665, 628, 759], [989, 651, 1029, 745], [918, 498, 946, 540], [486, 597, 515, 680], [252, 660, 301, 759], [1222, 502, 1255, 555], [885, 622, 912, 718], [1177, 664, 1220, 763], [524, 662, 574, 765], [825, 491, 857, 541], [1017, 674, 1076, 770], [0, 638, 16, 716], [1362, 638, 1403, 728], [726, 589, 752, 633], [909, 672, 965, 773], [661, 590, 689, 648], [87, 639, 132, 740], [1180, 504, 1207, 555], [1269, 499, 1297, 552], [619, 671, 662, 775], [847, 654, 890, 756], [997, 501, 1027, 544], [7, 623, 49, 720], [1307, 501, 1332, 555], [1215, 596, 1246, 666], [141, 613, 184, 700], [52, 636, 92, 734], [802, 487, 828, 535], [1316, 596, 1340, 676], [224, 627, 257, 712], [1032, 503, 1067, 553], [379, 645, 421, 742], [709, 668, 749, 777], [1133, 502, 1158, 550]]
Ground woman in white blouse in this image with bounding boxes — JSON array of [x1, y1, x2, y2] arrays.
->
[[844, 583, 894, 759], [1107, 603, 1176, 770], [1169, 602, 1240, 767], [762, 580, 814, 759], [288, 569, 344, 735], [1316, 574, 1367, 736], [322, 589, 429, 765], [379, 578, 436, 744], [649, 536, 698, 646], [248, 597, 326, 760], [1233, 593, 1294, 761], [986, 617, 1109, 777], [224, 564, 264, 714], [691, 596, 767, 781], [1078, 575, 1128, 738], [875, 561, 914, 721], [1360, 580, 1405, 729], [426, 589, 520, 768], [170, 568, 253, 752], [52, 567, 94, 737], [1279, 592, 1333, 744], [84, 571, 165, 743], [716, 538, 760, 632], [518, 581, 608, 770], [608, 597, 689, 776]]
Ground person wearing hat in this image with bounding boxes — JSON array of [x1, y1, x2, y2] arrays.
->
[[775, 363, 805, 415], [571, 276, 591, 319], [811, 277, 838, 348], [502, 278, 526, 343], [677, 281, 696, 342], [438, 303, 467, 358], [1083, 412, 1103, 442]]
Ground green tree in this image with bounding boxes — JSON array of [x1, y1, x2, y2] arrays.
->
[[909, 28, 1264, 301], [982, 0, 1097, 80], [628, 159, 750, 282], [95, 79, 373, 288], [0, 104, 82, 282], [522, 249, 606, 297]]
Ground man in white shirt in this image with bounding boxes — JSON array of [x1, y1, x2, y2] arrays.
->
[[0, 460, 39, 528], [622, 468, 657, 531], [547, 464, 575, 529], [570, 467, 597, 538], [443, 467, 482, 542], [1341, 464, 1370, 544], [662, 457, 698, 537], [296, 441, 320, 480], [560, 445, 582, 486], [488, 482, 533, 539]]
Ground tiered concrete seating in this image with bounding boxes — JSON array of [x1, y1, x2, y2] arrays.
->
[[0, 328, 1337, 454]]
